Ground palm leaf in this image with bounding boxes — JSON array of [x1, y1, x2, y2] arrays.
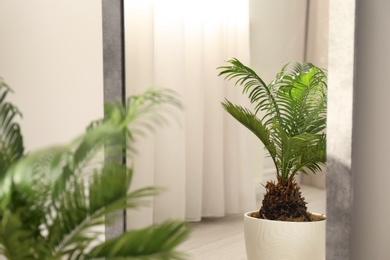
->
[[275, 64, 327, 136], [0, 86, 188, 259], [87, 221, 190, 260], [0, 78, 24, 176], [222, 100, 279, 174], [218, 58, 280, 117], [219, 59, 327, 180], [0, 210, 41, 259], [48, 167, 160, 258], [290, 133, 326, 176]]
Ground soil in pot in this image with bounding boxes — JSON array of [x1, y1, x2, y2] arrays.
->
[[256, 178, 326, 222]]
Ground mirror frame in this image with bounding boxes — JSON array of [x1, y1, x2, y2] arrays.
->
[[102, 0, 127, 239], [326, 0, 356, 259]]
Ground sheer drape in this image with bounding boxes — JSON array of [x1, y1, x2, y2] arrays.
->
[[124, 0, 261, 227]]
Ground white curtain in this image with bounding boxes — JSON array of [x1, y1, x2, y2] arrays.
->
[[124, 0, 262, 228]]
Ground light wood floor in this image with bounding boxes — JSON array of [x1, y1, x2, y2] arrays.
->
[[179, 185, 326, 260]]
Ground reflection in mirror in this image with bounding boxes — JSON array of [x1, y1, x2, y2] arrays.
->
[[124, 0, 260, 229], [123, 0, 328, 258]]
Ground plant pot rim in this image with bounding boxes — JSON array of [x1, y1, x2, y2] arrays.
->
[[244, 211, 326, 223]]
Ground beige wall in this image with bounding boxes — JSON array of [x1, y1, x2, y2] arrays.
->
[[249, 0, 307, 79], [0, 0, 104, 151], [306, 0, 329, 69], [352, 0, 390, 259]]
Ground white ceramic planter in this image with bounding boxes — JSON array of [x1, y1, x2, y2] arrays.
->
[[244, 211, 325, 260]]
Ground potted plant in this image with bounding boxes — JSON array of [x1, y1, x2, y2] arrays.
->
[[0, 78, 189, 259], [218, 59, 327, 260]]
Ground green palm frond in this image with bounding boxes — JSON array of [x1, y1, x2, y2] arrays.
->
[[290, 133, 326, 176], [0, 210, 47, 259], [87, 221, 190, 260], [274, 63, 327, 136], [0, 86, 189, 259], [218, 58, 280, 117], [222, 100, 278, 174], [219, 59, 327, 180], [0, 78, 24, 176]]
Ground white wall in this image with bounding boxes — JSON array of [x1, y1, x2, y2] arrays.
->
[[0, 0, 104, 151]]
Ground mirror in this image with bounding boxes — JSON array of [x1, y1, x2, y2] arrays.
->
[[102, 0, 356, 258], [122, 0, 328, 217]]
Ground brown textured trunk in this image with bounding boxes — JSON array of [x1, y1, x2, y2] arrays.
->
[[259, 177, 311, 221]]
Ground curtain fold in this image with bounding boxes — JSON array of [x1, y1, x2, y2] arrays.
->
[[124, 0, 260, 227]]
